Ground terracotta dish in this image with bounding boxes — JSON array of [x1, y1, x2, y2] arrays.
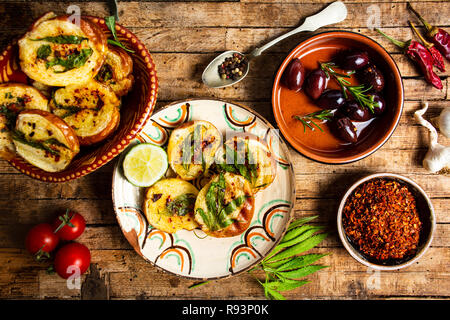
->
[[272, 31, 403, 163], [0, 16, 158, 182]]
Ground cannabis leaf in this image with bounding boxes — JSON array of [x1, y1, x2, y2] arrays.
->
[[249, 215, 329, 300]]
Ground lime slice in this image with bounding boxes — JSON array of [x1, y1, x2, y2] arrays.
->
[[122, 143, 168, 187]]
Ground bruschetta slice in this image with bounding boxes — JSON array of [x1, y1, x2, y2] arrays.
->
[[215, 133, 277, 193], [167, 120, 222, 181], [194, 172, 255, 238], [50, 80, 121, 146], [18, 12, 107, 86], [144, 178, 199, 233], [0, 83, 50, 158], [13, 109, 80, 172], [96, 45, 134, 97]]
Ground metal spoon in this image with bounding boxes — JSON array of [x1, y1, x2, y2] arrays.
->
[[202, 1, 348, 88]]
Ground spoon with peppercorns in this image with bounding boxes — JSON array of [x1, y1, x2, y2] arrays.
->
[[202, 1, 347, 88]]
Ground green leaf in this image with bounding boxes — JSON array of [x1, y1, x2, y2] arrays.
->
[[36, 45, 51, 59], [264, 279, 310, 292], [286, 215, 318, 231], [166, 193, 197, 216], [277, 226, 324, 249], [276, 254, 329, 272], [46, 48, 93, 73], [264, 286, 286, 300], [188, 281, 209, 289], [267, 232, 328, 262], [105, 16, 118, 40], [281, 224, 321, 243], [105, 15, 135, 53], [278, 265, 328, 280], [32, 35, 87, 44]]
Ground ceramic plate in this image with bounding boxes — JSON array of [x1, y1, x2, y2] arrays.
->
[[112, 99, 295, 280]]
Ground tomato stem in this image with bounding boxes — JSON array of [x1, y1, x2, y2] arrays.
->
[[53, 209, 75, 233]]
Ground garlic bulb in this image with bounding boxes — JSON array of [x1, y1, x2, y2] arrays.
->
[[414, 102, 450, 173]]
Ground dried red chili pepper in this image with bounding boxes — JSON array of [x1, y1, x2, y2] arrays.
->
[[407, 2, 450, 62], [409, 21, 445, 72], [376, 28, 443, 90]]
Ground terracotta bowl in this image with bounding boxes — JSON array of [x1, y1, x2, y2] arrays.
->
[[0, 16, 158, 182], [272, 31, 404, 164], [337, 173, 436, 270]]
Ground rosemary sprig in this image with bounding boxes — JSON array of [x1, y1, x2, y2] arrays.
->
[[320, 62, 380, 113], [249, 216, 329, 300], [345, 85, 378, 113], [293, 109, 334, 133], [320, 62, 353, 97]]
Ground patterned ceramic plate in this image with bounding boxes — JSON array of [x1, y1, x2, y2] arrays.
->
[[112, 99, 295, 280]]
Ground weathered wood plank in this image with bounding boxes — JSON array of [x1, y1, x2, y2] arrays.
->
[[0, 2, 449, 29], [1, 246, 448, 299]]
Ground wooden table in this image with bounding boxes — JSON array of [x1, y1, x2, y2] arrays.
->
[[0, 0, 448, 300]]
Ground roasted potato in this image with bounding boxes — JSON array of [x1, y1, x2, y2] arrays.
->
[[194, 172, 255, 238], [0, 83, 50, 158], [18, 12, 107, 86], [49, 80, 121, 146], [13, 109, 80, 172], [167, 120, 222, 180], [96, 45, 134, 97], [144, 178, 199, 233], [215, 133, 276, 192]]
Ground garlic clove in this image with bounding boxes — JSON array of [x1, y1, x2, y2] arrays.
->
[[438, 108, 450, 138], [423, 143, 450, 173]]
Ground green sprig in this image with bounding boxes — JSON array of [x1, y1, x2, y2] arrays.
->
[[293, 109, 334, 133], [320, 62, 379, 113]]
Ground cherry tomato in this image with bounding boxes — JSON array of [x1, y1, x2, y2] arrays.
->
[[25, 223, 59, 260], [54, 242, 91, 279], [52, 210, 86, 241]]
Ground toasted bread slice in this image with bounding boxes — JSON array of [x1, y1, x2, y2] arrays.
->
[[0, 83, 49, 158], [18, 12, 107, 86], [194, 172, 255, 238], [50, 80, 121, 146], [144, 178, 199, 233], [167, 120, 222, 180], [13, 110, 80, 172], [96, 45, 134, 97], [215, 133, 277, 193]]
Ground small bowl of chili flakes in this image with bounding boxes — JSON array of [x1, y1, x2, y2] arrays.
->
[[337, 173, 436, 270]]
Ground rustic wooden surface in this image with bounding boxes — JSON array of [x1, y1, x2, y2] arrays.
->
[[0, 0, 449, 300]]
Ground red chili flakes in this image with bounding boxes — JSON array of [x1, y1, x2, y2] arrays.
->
[[342, 178, 422, 261]]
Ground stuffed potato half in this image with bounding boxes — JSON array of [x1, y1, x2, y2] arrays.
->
[[144, 178, 199, 233], [167, 120, 222, 180], [194, 172, 255, 238], [215, 133, 277, 193]]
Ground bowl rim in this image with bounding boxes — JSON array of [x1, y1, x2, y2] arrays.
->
[[272, 30, 404, 164], [336, 172, 436, 270], [3, 15, 158, 182]]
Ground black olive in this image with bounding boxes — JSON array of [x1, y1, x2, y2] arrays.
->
[[331, 117, 358, 143]]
